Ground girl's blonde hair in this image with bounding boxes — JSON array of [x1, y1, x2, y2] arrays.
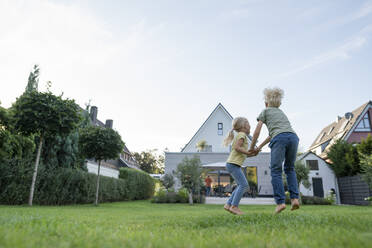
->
[[264, 87, 284, 107], [223, 117, 249, 147]]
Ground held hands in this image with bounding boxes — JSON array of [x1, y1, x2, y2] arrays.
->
[[246, 148, 261, 157]]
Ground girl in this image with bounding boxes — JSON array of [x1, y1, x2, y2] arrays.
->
[[249, 87, 300, 214], [223, 117, 258, 215]]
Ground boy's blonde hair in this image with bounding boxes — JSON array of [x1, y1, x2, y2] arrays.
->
[[223, 117, 249, 147], [264, 87, 284, 107]]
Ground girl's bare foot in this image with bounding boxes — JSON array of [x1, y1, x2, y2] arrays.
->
[[224, 204, 231, 213], [275, 204, 286, 214], [291, 199, 300, 211], [229, 206, 244, 215]]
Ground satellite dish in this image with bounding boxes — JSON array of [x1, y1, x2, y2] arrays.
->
[[345, 112, 353, 120]]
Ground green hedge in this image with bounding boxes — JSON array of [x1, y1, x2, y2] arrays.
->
[[0, 159, 154, 205], [119, 168, 155, 200], [285, 193, 332, 205], [151, 188, 206, 204]]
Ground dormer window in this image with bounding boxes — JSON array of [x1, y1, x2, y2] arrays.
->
[[218, 123, 223, 136], [316, 132, 326, 143], [355, 112, 371, 132], [328, 126, 335, 135]]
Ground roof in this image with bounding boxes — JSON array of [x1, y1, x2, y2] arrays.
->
[[181, 103, 234, 152], [309, 101, 371, 157], [297, 151, 331, 165]]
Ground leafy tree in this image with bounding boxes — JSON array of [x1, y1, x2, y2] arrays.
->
[[11, 91, 81, 206], [361, 154, 372, 190], [79, 126, 124, 206], [295, 160, 311, 189], [327, 140, 361, 177], [133, 149, 164, 174], [358, 134, 372, 157], [161, 174, 175, 191], [25, 65, 40, 93], [175, 156, 203, 205]]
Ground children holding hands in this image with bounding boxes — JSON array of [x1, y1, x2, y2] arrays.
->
[[223, 87, 300, 215]]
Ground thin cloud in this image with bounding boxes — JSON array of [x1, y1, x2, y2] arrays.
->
[[275, 35, 368, 79]]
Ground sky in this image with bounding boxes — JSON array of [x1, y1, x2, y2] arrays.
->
[[0, 0, 371, 153]]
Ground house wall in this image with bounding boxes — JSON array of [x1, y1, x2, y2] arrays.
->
[[87, 161, 119, 178], [165, 152, 273, 195], [182, 107, 233, 153], [347, 108, 372, 143], [299, 153, 339, 202]]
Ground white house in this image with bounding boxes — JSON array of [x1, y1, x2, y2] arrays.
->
[[297, 151, 340, 203], [165, 103, 274, 196]]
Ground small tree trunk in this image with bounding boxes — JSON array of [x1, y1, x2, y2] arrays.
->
[[29, 135, 43, 206], [95, 160, 101, 206], [188, 190, 193, 205]]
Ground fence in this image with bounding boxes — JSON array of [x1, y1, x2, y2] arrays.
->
[[338, 175, 371, 205]]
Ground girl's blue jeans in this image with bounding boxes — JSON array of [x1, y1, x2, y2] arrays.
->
[[269, 132, 299, 204], [226, 163, 249, 207]]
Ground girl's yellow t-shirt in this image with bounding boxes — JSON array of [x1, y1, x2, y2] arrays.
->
[[226, 132, 248, 166]]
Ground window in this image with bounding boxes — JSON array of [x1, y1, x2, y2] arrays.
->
[[218, 123, 223, 135], [316, 132, 326, 143], [306, 160, 319, 170], [355, 112, 371, 132], [328, 126, 335, 135]]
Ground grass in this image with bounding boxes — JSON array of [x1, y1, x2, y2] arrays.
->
[[0, 201, 371, 248]]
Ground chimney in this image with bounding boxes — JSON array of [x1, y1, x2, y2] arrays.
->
[[337, 116, 342, 122], [105, 119, 113, 129], [90, 106, 98, 123]]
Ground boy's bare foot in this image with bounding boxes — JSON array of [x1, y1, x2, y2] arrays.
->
[[229, 206, 244, 215], [275, 204, 286, 214], [224, 204, 231, 213], [291, 199, 300, 211]]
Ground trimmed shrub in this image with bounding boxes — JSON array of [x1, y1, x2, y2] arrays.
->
[[284, 192, 332, 205], [0, 159, 154, 205], [151, 188, 205, 204], [119, 168, 155, 200], [301, 196, 332, 205]]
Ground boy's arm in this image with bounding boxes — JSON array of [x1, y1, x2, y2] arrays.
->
[[249, 121, 264, 150], [257, 136, 271, 150]]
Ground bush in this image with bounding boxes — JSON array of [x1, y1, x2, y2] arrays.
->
[[119, 168, 155, 200], [301, 196, 332, 205], [284, 192, 332, 205], [0, 159, 154, 205], [327, 140, 361, 177], [151, 188, 205, 204]]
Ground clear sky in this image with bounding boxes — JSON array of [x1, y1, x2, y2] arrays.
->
[[1, 0, 371, 153]]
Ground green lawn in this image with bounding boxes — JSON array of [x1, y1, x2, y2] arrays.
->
[[0, 201, 371, 248]]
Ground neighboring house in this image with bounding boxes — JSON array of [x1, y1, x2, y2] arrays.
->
[[86, 106, 140, 178], [309, 101, 372, 160], [165, 103, 273, 196], [297, 152, 340, 203]]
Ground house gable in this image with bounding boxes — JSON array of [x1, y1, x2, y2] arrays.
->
[[309, 101, 372, 158], [182, 103, 234, 153]]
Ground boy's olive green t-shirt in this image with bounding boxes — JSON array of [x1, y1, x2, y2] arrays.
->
[[257, 107, 296, 138], [227, 132, 248, 166]]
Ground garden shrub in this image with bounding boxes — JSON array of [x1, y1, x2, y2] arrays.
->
[[0, 159, 154, 205], [284, 192, 332, 205], [151, 188, 205, 204], [301, 196, 332, 205], [119, 168, 155, 200]]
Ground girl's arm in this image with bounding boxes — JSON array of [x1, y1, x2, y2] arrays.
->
[[234, 138, 257, 157], [249, 121, 264, 150]]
